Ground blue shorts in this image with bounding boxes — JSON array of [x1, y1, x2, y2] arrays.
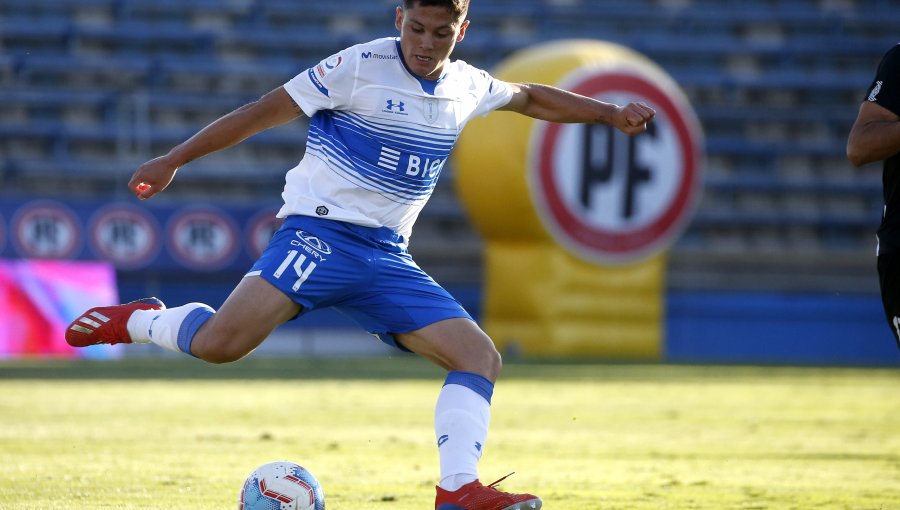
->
[[247, 215, 473, 351]]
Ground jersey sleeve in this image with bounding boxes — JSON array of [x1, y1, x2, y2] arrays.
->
[[866, 44, 900, 116], [470, 70, 515, 118], [283, 48, 357, 117]]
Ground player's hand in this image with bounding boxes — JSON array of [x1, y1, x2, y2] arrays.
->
[[128, 155, 179, 200], [614, 102, 656, 135]]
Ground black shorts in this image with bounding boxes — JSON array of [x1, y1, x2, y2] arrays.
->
[[877, 252, 900, 350]]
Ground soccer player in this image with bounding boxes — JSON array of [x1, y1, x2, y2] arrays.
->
[[848, 43, 900, 352], [65, 1, 656, 508]]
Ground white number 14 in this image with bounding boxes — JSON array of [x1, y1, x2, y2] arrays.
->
[[274, 250, 318, 291]]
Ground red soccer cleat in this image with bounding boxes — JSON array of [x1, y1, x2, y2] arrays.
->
[[65, 297, 165, 347], [435, 473, 542, 510]]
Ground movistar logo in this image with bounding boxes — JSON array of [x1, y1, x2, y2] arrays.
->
[[362, 51, 398, 60], [437, 435, 449, 447]]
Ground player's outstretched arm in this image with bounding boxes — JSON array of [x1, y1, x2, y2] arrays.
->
[[129, 86, 304, 199], [498, 82, 656, 135], [847, 100, 900, 167]]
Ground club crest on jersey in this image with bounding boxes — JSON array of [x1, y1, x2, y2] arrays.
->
[[423, 97, 439, 124]]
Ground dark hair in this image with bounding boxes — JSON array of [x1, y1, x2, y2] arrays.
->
[[402, 0, 469, 19]]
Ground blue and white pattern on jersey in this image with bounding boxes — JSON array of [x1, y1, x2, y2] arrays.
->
[[306, 110, 458, 204], [280, 37, 513, 236]]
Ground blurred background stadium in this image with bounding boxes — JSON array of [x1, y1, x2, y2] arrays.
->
[[1, 0, 899, 364]]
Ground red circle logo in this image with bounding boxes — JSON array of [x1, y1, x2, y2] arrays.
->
[[89, 204, 161, 269], [167, 207, 239, 271], [11, 201, 83, 259], [530, 69, 703, 264], [245, 208, 283, 260]]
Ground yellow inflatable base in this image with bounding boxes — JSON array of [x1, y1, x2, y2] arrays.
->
[[482, 242, 664, 359]]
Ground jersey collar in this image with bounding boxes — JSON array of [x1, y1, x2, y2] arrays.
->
[[395, 38, 447, 96]]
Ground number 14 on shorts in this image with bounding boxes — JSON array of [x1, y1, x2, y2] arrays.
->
[[274, 250, 318, 291]]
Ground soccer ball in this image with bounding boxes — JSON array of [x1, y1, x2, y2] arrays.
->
[[239, 461, 325, 510]]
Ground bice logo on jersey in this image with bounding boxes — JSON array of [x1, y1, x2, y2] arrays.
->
[[377, 146, 445, 178], [406, 155, 445, 177]]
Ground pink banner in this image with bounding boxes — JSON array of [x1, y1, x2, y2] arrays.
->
[[0, 260, 120, 359]]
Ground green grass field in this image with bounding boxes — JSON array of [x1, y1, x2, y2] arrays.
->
[[1, 357, 898, 509]]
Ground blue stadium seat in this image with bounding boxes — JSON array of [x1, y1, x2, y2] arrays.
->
[[70, 23, 216, 58]]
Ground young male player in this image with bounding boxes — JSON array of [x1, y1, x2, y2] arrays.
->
[[848, 43, 900, 351], [66, 1, 656, 508]]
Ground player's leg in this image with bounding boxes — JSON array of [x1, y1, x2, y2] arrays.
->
[[66, 275, 300, 363], [128, 215, 363, 361], [396, 320, 541, 510], [128, 275, 299, 362], [395, 316, 501, 381], [185, 275, 301, 363], [877, 253, 900, 351], [396, 318, 498, 486], [65, 216, 337, 361], [343, 234, 538, 508]]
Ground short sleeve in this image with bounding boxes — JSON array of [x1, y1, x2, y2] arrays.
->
[[866, 44, 900, 116], [471, 71, 514, 118], [284, 48, 356, 117]]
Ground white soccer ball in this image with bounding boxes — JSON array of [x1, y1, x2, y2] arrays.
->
[[239, 461, 325, 510]]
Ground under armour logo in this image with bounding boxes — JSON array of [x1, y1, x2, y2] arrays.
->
[[385, 99, 405, 112]]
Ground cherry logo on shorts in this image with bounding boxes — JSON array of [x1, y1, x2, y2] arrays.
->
[[295, 230, 331, 254]]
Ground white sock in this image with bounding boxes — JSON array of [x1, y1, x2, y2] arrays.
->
[[127, 303, 214, 355], [435, 382, 491, 491]]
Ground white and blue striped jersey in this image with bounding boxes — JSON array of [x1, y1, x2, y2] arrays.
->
[[279, 37, 514, 240]]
